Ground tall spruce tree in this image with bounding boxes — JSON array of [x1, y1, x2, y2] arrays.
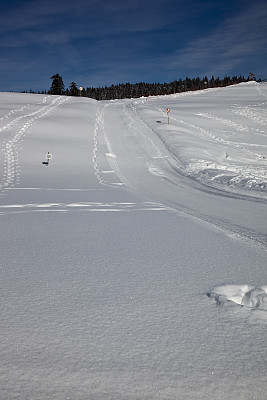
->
[[50, 74, 65, 95], [69, 82, 79, 96]]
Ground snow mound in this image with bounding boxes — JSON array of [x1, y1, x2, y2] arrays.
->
[[207, 284, 267, 310]]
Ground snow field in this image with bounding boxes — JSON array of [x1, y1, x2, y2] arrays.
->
[[0, 83, 267, 399]]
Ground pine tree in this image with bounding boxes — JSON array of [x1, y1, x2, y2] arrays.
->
[[49, 74, 65, 95], [69, 82, 79, 96]]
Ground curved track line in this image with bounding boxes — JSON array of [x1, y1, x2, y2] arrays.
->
[[93, 103, 125, 187]]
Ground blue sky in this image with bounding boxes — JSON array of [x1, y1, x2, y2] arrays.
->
[[1, 0, 266, 92]]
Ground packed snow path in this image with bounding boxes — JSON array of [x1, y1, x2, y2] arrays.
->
[[0, 84, 267, 400], [93, 88, 267, 247]]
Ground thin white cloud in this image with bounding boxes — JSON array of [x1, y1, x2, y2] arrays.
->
[[0, 0, 185, 38], [168, 2, 267, 76]]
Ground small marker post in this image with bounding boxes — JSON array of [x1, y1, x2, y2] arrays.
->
[[166, 108, 170, 124]]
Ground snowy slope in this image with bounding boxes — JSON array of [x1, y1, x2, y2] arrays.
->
[[93, 82, 267, 246], [0, 83, 267, 400]]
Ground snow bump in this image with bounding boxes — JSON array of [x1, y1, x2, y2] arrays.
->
[[207, 284, 267, 310]]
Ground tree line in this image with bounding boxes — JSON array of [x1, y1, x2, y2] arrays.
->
[[22, 73, 256, 100]]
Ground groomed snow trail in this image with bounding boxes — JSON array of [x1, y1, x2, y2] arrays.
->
[[96, 85, 267, 248]]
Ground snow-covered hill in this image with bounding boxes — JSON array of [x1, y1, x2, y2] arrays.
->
[[0, 83, 266, 399]]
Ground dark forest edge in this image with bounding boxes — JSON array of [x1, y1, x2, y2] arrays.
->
[[20, 74, 261, 100]]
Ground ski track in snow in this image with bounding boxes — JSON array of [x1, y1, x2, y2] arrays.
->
[[0, 200, 167, 215], [123, 103, 164, 161], [0, 96, 69, 193], [93, 106, 107, 186], [93, 104, 125, 187]]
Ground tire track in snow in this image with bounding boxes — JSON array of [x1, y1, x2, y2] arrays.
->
[[0, 96, 69, 193]]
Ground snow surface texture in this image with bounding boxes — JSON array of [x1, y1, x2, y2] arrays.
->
[[0, 84, 267, 399]]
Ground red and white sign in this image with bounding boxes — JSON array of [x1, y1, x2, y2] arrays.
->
[[166, 108, 170, 113]]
